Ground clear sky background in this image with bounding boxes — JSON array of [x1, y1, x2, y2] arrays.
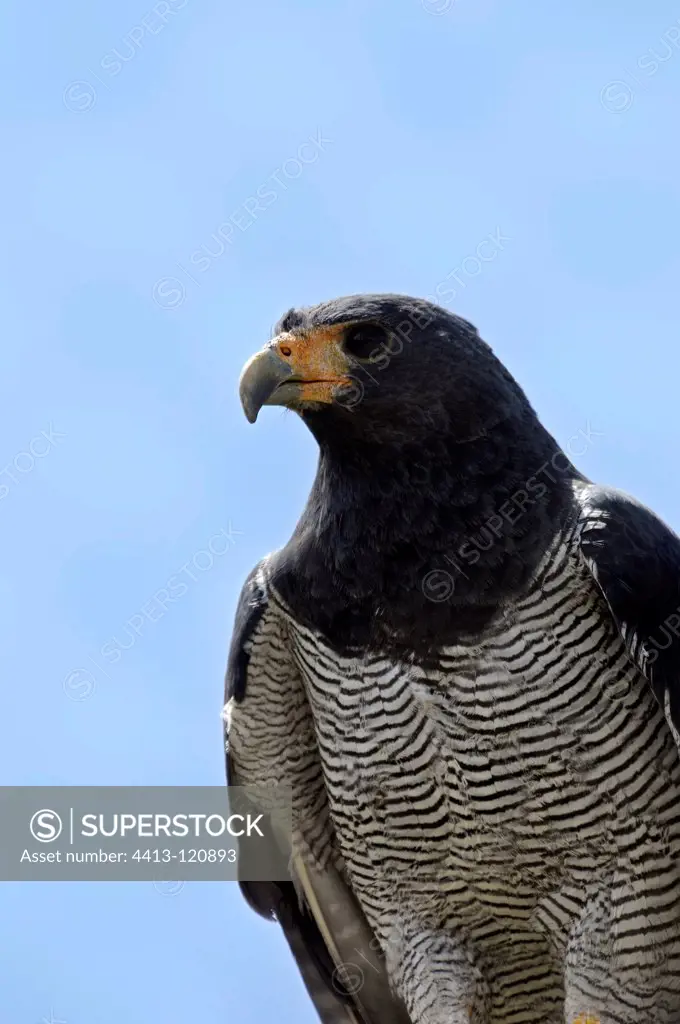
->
[[1, 1, 680, 1021]]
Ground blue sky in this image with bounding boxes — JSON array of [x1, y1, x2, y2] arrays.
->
[[1, 0, 680, 1021]]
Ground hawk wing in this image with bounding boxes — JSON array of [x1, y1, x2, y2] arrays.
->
[[224, 560, 411, 1024], [578, 483, 680, 744]]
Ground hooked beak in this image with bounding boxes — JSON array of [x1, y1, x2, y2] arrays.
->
[[238, 347, 298, 424], [239, 329, 354, 423]]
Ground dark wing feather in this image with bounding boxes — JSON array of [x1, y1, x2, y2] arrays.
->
[[224, 561, 411, 1024], [578, 483, 680, 740]]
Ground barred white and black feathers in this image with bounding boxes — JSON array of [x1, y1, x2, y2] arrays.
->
[[227, 295, 680, 1023]]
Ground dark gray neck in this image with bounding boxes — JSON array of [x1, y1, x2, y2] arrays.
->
[[272, 410, 580, 657]]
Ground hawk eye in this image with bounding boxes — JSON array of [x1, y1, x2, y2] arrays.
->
[[343, 323, 386, 361]]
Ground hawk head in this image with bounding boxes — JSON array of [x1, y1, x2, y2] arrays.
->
[[239, 294, 528, 447]]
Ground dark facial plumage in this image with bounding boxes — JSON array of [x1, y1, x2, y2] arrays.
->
[[273, 294, 528, 447], [256, 294, 583, 658]]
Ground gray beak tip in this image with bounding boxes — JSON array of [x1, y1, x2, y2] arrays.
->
[[238, 347, 293, 424]]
